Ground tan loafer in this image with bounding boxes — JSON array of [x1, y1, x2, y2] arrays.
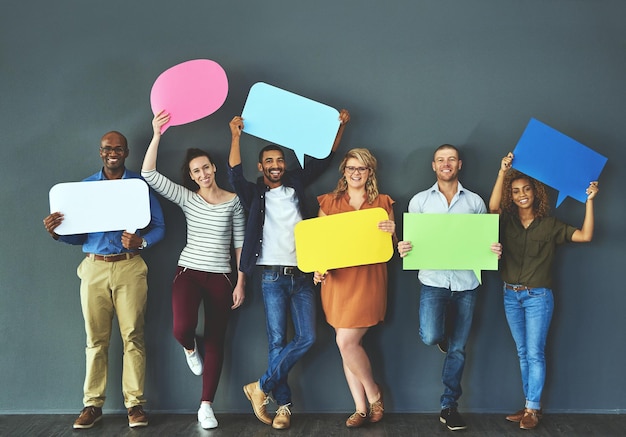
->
[[272, 404, 291, 429], [243, 381, 272, 425], [346, 411, 368, 428]]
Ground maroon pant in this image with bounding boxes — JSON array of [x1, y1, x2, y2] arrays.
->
[[172, 267, 232, 402]]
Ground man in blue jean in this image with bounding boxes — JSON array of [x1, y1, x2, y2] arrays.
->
[[398, 144, 500, 432], [227, 111, 349, 430]]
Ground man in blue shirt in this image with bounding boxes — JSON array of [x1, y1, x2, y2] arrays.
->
[[228, 110, 349, 430], [398, 144, 500, 432], [43, 131, 165, 430]]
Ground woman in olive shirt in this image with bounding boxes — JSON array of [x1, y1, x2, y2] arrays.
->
[[489, 152, 599, 430]]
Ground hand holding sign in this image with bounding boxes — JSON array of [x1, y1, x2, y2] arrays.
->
[[241, 82, 340, 168], [48, 179, 151, 235], [294, 208, 393, 274], [402, 213, 499, 283], [512, 118, 607, 206], [150, 59, 228, 133]]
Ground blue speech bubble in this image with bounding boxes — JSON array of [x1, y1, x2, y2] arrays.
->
[[512, 118, 607, 206], [241, 82, 340, 168]]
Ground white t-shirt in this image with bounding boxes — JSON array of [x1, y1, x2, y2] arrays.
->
[[257, 185, 302, 266]]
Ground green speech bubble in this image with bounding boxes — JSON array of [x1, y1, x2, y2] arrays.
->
[[402, 213, 499, 283]]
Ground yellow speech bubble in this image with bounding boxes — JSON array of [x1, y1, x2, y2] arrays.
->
[[294, 207, 393, 273]]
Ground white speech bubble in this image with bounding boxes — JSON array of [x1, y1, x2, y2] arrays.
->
[[49, 179, 151, 235]]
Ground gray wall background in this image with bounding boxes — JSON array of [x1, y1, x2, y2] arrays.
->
[[1, 1, 624, 414]]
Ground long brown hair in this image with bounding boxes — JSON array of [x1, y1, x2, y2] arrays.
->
[[332, 148, 379, 204], [501, 169, 550, 219]]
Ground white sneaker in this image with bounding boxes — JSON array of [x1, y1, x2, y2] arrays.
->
[[198, 403, 218, 429], [184, 339, 203, 376]]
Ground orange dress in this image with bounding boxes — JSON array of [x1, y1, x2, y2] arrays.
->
[[317, 192, 395, 328]]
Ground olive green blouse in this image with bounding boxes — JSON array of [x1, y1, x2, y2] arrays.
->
[[500, 214, 577, 289]]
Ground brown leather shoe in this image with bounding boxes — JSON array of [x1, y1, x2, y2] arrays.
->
[[127, 405, 149, 428], [520, 408, 541, 430], [346, 411, 368, 428], [73, 406, 102, 429], [272, 404, 291, 429], [507, 408, 542, 422], [369, 391, 384, 423], [243, 381, 272, 425]]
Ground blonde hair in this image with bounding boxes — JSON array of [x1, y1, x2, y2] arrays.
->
[[332, 148, 379, 204]]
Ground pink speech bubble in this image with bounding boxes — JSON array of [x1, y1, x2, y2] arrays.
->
[[150, 59, 228, 133]]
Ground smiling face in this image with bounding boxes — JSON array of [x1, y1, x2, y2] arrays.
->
[[432, 146, 461, 182], [258, 149, 285, 188], [343, 157, 370, 191], [511, 177, 535, 211], [99, 132, 128, 178], [188, 156, 216, 189]]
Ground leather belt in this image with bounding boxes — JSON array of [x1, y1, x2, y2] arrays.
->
[[87, 252, 138, 262], [505, 283, 531, 292], [263, 265, 306, 277]]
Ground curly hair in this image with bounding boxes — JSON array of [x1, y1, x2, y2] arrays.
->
[[180, 148, 215, 191], [332, 148, 379, 204], [501, 169, 550, 219]]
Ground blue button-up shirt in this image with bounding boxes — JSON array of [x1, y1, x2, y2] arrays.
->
[[407, 181, 487, 291], [58, 168, 166, 254]]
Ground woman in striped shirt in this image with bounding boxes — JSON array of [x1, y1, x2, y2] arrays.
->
[[141, 110, 246, 429]]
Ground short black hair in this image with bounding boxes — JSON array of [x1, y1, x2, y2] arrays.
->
[[258, 144, 284, 163]]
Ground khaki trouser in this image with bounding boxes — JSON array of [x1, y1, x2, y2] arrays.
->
[[77, 255, 148, 408]]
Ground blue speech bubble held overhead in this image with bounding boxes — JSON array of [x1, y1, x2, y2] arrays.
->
[[241, 82, 340, 168], [512, 118, 607, 206]]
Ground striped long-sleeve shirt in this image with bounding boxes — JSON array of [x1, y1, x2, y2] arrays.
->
[[142, 169, 245, 273]]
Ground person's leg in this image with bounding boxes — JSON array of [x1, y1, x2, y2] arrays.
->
[[503, 285, 529, 401], [335, 327, 376, 413], [171, 267, 202, 351], [259, 271, 291, 400], [522, 288, 553, 411], [77, 257, 114, 408], [200, 273, 233, 402], [111, 256, 148, 409], [440, 288, 478, 410], [263, 275, 316, 405], [419, 284, 449, 346]]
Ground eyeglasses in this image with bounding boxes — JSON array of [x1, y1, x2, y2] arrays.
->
[[345, 166, 369, 174], [100, 146, 127, 154]]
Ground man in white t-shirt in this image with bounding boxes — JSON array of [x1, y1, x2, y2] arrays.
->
[[227, 111, 350, 429]]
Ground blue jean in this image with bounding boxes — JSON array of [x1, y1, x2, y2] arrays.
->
[[259, 268, 316, 405], [503, 284, 553, 410], [419, 284, 478, 409]]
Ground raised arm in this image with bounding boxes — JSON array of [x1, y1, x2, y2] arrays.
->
[[142, 110, 171, 172], [571, 182, 599, 243], [229, 116, 244, 167], [330, 109, 351, 153], [489, 152, 513, 213]]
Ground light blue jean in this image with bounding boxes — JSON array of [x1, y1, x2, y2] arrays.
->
[[503, 284, 554, 411], [419, 285, 478, 409], [259, 268, 316, 406]]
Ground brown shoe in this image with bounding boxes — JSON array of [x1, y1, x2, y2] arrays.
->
[[520, 408, 541, 430], [243, 381, 272, 425], [369, 391, 384, 423], [73, 406, 102, 429], [507, 408, 542, 422], [127, 405, 149, 428], [272, 404, 291, 429], [346, 411, 368, 428]]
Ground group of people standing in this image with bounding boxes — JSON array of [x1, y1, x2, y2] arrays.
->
[[42, 108, 598, 432]]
